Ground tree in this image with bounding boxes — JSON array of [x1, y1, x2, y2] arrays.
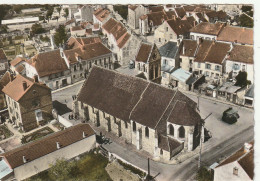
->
[[241, 5, 252, 12], [239, 14, 253, 28], [54, 25, 67, 47], [0, 5, 12, 25], [46, 6, 54, 22], [113, 5, 128, 20], [64, 8, 69, 20], [31, 23, 45, 35], [235, 71, 251, 87], [196, 167, 214, 181], [48, 158, 76, 181]]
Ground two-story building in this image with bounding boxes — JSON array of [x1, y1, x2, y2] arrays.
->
[[93, 8, 111, 27], [128, 5, 149, 29], [73, 66, 203, 161], [2, 74, 52, 132], [135, 43, 161, 83]]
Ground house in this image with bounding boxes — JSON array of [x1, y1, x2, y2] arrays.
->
[[10, 56, 27, 75], [154, 16, 195, 46], [93, 8, 111, 26], [159, 41, 180, 86], [128, 5, 149, 29], [135, 43, 161, 83], [174, 7, 186, 18], [189, 22, 225, 40], [224, 45, 253, 83], [102, 18, 141, 66], [217, 26, 253, 45], [0, 49, 9, 76], [70, 26, 86, 37], [66, 36, 101, 50], [2, 74, 52, 132], [170, 68, 196, 91], [244, 84, 254, 107], [73, 5, 94, 22], [204, 10, 228, 23], [0, 72, 13, 110], [25, 49, 71, 90], [214, 142, 254, 181], [63, 41, 113, 83], [193, 39, 231, 80], [0, 124, 96, 181], [139, 10, 176, 35], [73, 66, 203, 161]]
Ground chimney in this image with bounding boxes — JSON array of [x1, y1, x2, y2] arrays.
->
[[33, 75, 38, 83], [22, 81, 27, 91], [244, 142, 252, 152], [23, 156, 27, 163], [83, 131, 86, 138], [56, 142, 60, 149], [183, 45, 185, 54]]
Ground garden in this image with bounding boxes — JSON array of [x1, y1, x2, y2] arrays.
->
[[21, 127, 54, 144], [0, 125, 13, 141]]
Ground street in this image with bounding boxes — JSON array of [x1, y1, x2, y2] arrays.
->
[[52, 82, 254, 181]]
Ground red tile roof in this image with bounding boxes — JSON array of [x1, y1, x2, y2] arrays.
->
[[27, 50, 69, 78], [174, 7, 186, 18], [71, 26, 84, 31], [64, 42, 111, 64], [2, 74, 49, 102], [179, 39, 198, 57], [94, 8, 110, 22], [0, 49, 7, 60], [206, 10, 228, 19], [102, 18, 118, 34], [149, 6, 164, 12], [228, 45, 253, 64], [167, 17, 194, 36], [0, 71, 12, 91], [136, 43, 152, 63], [67, 37, 101, 50], [190, 22, 225, 35], [217, 26, 253, 45], [15, 64, 25, 73], [10, 57, 27, 67], [1, 124, 95, 169]]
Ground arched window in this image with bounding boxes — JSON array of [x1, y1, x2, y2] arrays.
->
[[133, 121, 136, 132], [145, 127, 149, 138], [168, 124, 174, 136], [179, 126, 185, 138]]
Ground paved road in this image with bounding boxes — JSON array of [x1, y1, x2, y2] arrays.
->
[[52, 82, 254, 181]]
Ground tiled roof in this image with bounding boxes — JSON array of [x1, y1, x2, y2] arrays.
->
[[94, 8, 110, 22], [190, 22, 225, 35], [245, 84, 254, 98], [217, 26, 253, 45], [196, 13, 208, 22], [2, 74, 49, 102], [146, 11, 172, 26], [15, 64, 25, 73], [102, 18, 118, 34], [71, 26, 84, 31], [159, 41, 178, 59], [67, 37, 101, 50], [206, 10, 228, 19], [158, 134, 182, 152], [1, 124, 95, 169], [86, 28, 92, 35], [64, 42, 111, 64], [183, 5, 197, 12], [64, 18, 75, 26], [195, 40, 231, 64], [228, 45, 253, 64], [167, 100, 201, 126], [167, 18, 194, 36], [27, 50, 69, 78], [149, 6, 164, 12], [77, 66, 200, 129], [10, 57, 27, 66], [179, 39, 198, 57], [136, 43, 152, 63], [0, 71, 12, 90], [174, 7, 186, 18], [0, 49, 7, 61]]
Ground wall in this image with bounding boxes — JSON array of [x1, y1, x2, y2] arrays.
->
[[13, 135, 96, 181], [190, 32, 217, 41], [180, 56, 195, 72]]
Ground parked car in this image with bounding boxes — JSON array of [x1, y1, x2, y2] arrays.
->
[[222, 107, 239, 124], [129, 60, 135, 69]]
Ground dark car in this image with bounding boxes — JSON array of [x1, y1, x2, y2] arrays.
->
[[222, 107, 239, 124]]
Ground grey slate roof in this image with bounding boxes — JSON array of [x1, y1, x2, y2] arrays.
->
[[159, 41, 179, 59], [245, 84, 254, 98]]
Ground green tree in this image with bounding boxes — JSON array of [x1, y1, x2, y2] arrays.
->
[[54, 25, 67, 47], [196, 167, 214, 181], [31, 23, 45, 35], [64, 8, 69, 20], [48, 158, 76, 181], [241, 5, 252, 12], [235, 71, 251, 87], [239, 14, 253, 28], [46, 6, 54, 22], [0, 5, 12, 25], [113, 5, 128, 20]]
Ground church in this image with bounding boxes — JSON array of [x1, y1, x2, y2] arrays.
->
[[73, 65, 203, 160]]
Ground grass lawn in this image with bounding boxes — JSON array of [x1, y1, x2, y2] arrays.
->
[[0, 125, 13, 141], [21, 127, 54, 144], [26, 151, 112, 181]]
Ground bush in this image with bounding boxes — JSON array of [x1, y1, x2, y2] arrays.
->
[[113, 5, 128, 20], [117, 159, 146, 178], [196, 167, 214, 181], [239, 14, 253, 28]]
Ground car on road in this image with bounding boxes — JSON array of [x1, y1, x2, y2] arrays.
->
[[222, 107, 239, 124]]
